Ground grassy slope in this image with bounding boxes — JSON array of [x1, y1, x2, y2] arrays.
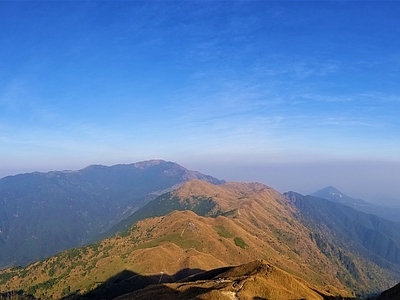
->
[[1, 180, 398, 299], [0, 181, 350, 299], [114, 260, 349, 300]]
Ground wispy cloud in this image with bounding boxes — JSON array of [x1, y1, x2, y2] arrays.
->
[[0, 79, 31, 112]]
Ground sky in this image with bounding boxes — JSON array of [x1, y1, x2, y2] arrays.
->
[[1, 1, 400, 203]]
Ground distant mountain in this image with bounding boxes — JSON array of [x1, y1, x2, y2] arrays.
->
[[0, 160, 224, 268], [3, 180, 400, 299], [312, 186, 400, 222], [313, 186, 371, 207]]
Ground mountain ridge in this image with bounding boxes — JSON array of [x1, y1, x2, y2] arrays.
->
[[0, 180, 354, 299], [2, 178, 400, 298], [0, 160, 224, 268], [286, 191, 400, 294]]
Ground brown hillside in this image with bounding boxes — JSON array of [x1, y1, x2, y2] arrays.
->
[[0, 180, 380, 299], [113, 259, 340, 300], [172, 181, 351, 288]]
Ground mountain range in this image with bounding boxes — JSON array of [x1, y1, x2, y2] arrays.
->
[[0, 160, 223, 268], [1, 162, 400, 299], [312, 186, 400, 222]]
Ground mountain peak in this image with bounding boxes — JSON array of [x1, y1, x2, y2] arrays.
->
[[315, 186, 345, 197], [312, 186, 371, 207]]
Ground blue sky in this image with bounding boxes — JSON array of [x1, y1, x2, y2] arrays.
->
[[1, 1, 400, 202]]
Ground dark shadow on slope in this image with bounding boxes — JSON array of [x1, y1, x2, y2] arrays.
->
[[117, 284, 218, 300], [177, 265, 233, 283], [312, 288, 359, 300], [0, 290, 37, 299], [368, 281, 400, 300], [62, 267, 205, 300]]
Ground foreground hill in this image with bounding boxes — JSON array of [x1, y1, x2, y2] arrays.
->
[[0, 160, 223, 268], [115, 259, 349, 300], [313, 186, 400, 222]]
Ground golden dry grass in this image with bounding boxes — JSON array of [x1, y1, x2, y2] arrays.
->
[[0, 180, 356, 299], [114, 260, 335, 300]]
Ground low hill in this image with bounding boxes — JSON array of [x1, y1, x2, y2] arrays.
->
[[0, 160, 223, 268]]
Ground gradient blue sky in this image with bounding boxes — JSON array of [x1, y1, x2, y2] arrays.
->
[[1, 1, 400, 203]]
